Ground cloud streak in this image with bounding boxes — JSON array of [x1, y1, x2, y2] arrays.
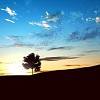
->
[[11, 43, 35, 48], [5, 19, 15, 23], [29, 21, 51, 30], [48, 46, 75, 51], [0, 43, 35, 48], [6, 36, 22, 40], [84, 50, 100, 54], [0, 62, 3, 64], [41, 56, 80, 61], [64, 64, 82, 66]]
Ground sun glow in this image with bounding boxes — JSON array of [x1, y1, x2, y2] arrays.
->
[[7, 63, 28, 75]]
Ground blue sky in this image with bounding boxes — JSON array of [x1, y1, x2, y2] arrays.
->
[[0, 0, 100, 75]]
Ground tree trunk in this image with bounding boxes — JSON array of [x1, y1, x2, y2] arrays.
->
[[32, 68, 33, 75]]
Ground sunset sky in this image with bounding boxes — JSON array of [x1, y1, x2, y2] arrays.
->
[[0, 0, 100, 75]]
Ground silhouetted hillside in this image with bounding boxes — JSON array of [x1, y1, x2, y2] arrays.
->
[[34, 64, 100, 78], [0, 64, 100, 96], [0, 64, 100, 82]]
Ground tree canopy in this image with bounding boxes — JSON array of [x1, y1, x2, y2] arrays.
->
[[22, 53, 41, 75]]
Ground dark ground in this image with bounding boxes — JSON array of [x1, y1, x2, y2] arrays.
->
[[0, 64, 100, 98], [0, 64, 100, 84]]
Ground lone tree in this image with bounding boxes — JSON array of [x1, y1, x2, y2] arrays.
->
[[22, 53, 41, 75]]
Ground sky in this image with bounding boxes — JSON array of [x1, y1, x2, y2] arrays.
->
[[0, 0, 100, 75]]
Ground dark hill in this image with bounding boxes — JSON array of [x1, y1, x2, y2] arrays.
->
[[0, 64, 100, 82], [1, 64, 100, 96], [34, 64, 100, 78]]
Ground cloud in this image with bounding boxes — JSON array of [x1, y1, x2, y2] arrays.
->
[[86, 17, 95, 22], [0, 62, 3, 64], [48, 46, 75, 51], [67, 27, 100, 42], [68, 11, 83, 23], [67, 31, 80, 42], [0, 45, 10, 48], [29, 22, 34, 25], [96, 17, 100, 23], [48, 46, 66, 51], [45, 11, 64, 22], [6, 36, 22, 40], [9, 43, 35, 48], [64, 64, 82, 67], [0, 42, 35, 48], [5, 36, 24, 48], [33, 29, 57, 40], [10, 43, 24, 48], [24, 0, 33, 5], [0, 45, 7, 48], [12, 43, 35, 48], [39, 41, 50, 46], [35, 32, 53, 38], [94, 11, 97, 14], [5, 19, 15, 23], [31, 28, 62, 45], [29, 21, 51, 30], [40, 56, 80, 61], [82, 28, 100, 40], [41, 21, 51, 29], [1, 7, 17, 16], [75, 54, 86, 57], [84, 50, 100, 54], [46, 11, 59, 22]]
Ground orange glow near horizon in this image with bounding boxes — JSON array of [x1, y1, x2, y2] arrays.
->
[[0, 55, 100, 76]]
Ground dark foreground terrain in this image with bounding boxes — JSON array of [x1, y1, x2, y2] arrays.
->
[[0, 64, 100, 97], [0, 64, 100, 83]]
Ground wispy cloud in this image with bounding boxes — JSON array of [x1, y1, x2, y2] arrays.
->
[[68, 11, 97, 24], [94, 10, 99, 15], [29, 21, 51, 30], [86, 17, 95, 22], [0, 44, 4, 48], [35, 31, 53, 38], [45, 11, 64, 22], [48, 46, 75, 51], [31, 30, 57, 44], [29, 22, 34, 25], [38, 27, 61, 38], [24, 0, 33, 5], [6, 36, 22, 40], [1, 7, 17, 16], [67, 31, 80, 42], [0, 62, 3, 64], [6, 35, 23, 45], [0, 43, 35, 48], [41, 56, 80, 61], [64, 64, 82, 66], [10, 43, 24, 48], [5, 19, 15, 23], [11, 43, 35, 48], [75, 54, 86, 57], [84, 50, 100, 54], [67, 27, 100, 42], [68, 11, 83, 23]]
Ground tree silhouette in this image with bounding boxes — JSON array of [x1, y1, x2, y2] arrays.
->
[[22, 53, 41, 75]]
